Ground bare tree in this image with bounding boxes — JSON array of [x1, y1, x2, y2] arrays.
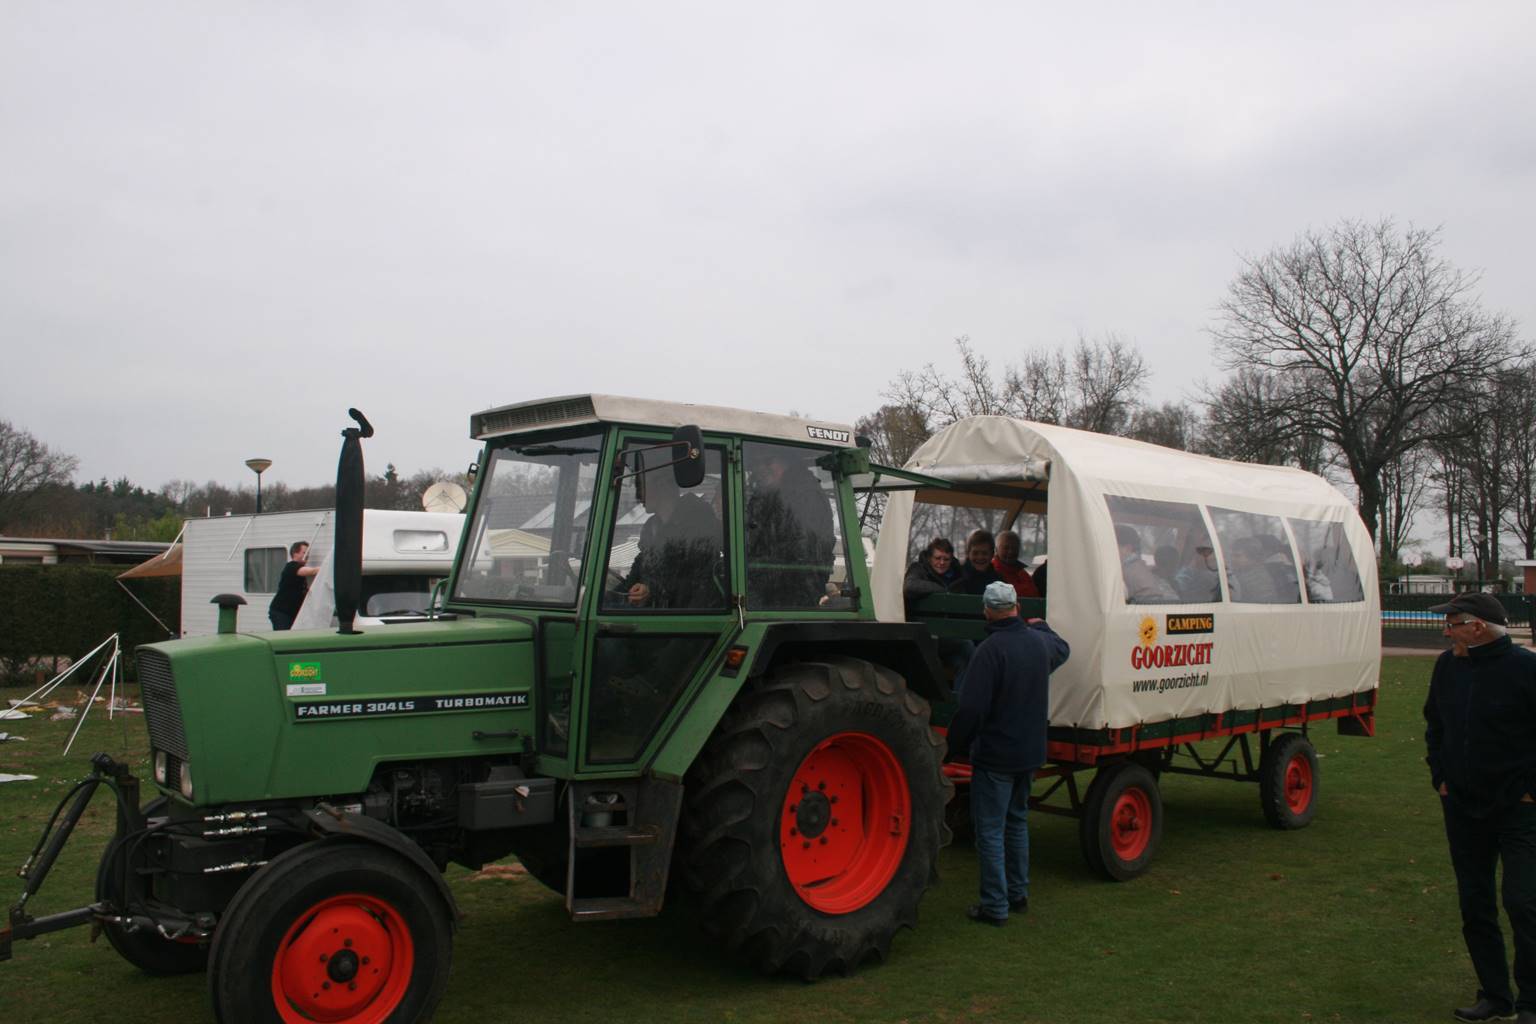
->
[[885, 334, 1150, 435], [852, 404, 934, 530], [1126, 401, 1201, 452], [886, 337, 1024, 425], [1502, 364, 1536, 559], [1198, 369, 1329, 472], [1067, 333, 1148, 434], [1211, 219, 1520, 549], [0, 420, 79, 528], [1378, 447, 1432, 564]]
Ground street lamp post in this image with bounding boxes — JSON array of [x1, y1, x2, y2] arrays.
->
[[245, 458, 272, 515]]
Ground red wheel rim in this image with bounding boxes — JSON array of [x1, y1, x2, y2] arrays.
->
[[1109, 787, 1152, 861], [779, 731, 911, 914], [1284, 753, 1314, 814], [270, 893, 414, 1024]]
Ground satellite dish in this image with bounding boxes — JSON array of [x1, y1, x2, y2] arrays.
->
[[422, 481, 467, 514]]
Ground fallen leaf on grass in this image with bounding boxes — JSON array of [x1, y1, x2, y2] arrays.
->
[[469, 863, 528, 882], [1269, 873, 1284, 881]]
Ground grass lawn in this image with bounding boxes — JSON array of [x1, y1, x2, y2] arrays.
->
[[0, 655, 1477, 1024]]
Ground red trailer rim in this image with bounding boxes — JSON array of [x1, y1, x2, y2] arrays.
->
[[779, 731, 911, 914], [270, 893, 414, 1024], [1284, 753, 1314, 814], [1109, 787, 1153, 861]]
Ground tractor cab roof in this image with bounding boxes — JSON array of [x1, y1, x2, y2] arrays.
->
[[470, 394, 860, 450]]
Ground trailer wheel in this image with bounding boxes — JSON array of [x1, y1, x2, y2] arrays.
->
[[94, 839, 210, 975], [1079, 762, 1162, 881], [683, 656, 951, 980], [1260, 733, 1319, 829], [208, 841, 452, 1024]]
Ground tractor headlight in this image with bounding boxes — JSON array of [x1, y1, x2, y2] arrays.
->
[[153, 750, 168, 785], [180, 760, 194, 800]]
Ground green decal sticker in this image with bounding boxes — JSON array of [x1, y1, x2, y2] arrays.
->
[[288, 662, 323, 682]]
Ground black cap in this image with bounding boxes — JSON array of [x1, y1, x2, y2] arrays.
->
[[1426, 592, 1508, 626]]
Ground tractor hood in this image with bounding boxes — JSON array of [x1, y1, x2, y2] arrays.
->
[[137, 618, 536, 804]]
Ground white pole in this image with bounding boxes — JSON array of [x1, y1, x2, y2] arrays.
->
[[6, 634, 118, 713]]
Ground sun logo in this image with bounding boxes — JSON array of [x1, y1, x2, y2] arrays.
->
[[1138, 616, 1157, 648]]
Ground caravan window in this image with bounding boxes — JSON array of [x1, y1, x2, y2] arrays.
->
[[1209, 508, 1301, 604], [1286, 518, 1366, 603], [244, 547, 287, 593], [1104, 496, 1219, 604]]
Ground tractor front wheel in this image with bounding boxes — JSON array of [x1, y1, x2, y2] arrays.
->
[[95, 838, 210, 975], [683, 656, 951, 979], [207, 841, 452, 1024]]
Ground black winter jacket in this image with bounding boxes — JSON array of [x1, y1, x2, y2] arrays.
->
[[946, 617, 1070, 773], [1423, 635, 1536, 818]]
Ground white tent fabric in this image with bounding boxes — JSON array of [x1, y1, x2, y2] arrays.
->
[[871, 417, 1380, 730]]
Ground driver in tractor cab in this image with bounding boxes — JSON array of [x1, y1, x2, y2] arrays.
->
[[744, 445, 835, 609], [616, 473, 719, 610]]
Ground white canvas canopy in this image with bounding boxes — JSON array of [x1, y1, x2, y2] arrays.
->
[[871, 417, 1380, 730]]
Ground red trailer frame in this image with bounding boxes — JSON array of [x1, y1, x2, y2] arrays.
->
[[939, 687, 1378, 879]]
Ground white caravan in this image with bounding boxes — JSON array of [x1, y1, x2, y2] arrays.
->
[[179, 509, 465, 636]]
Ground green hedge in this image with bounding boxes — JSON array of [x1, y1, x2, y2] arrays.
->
[[0, 565, 179, 686]]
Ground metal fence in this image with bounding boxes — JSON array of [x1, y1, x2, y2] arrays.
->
[[1380, 591, 1533, 649]]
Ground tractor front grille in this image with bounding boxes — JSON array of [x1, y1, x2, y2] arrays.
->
[[137, 649, 189, 759]]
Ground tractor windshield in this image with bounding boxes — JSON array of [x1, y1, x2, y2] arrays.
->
[[453, 431, 605, 606]]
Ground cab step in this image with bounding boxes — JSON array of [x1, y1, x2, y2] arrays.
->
[[566, 778, 682, 921]]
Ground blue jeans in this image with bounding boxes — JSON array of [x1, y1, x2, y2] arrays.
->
[[971, 767, 1033, 917]]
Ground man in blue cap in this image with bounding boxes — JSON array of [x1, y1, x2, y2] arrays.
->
[[947, 580, 1070, 925], [1424, 591, 1536, 1023]]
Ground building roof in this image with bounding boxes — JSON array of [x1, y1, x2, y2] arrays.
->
[[0, 536, 172, 563]]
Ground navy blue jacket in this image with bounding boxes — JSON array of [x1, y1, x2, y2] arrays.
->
[[946, 616, 1070, 773], [1423, 635, 1536, 818]]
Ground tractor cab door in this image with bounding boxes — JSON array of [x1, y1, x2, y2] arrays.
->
[[573, 432, 737, 771]]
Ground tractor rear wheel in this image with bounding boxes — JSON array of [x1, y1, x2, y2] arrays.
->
[[1259, 732, 1320, 829], [95, 838, 210, 975], [683, 656, 951, 979], [1079, 761, 1163, 881], [207, 841, 452, 1024]]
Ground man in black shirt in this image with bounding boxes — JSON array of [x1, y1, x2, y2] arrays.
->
[[268, 541, 319, 630], [1423, 592, 1536, 1024]]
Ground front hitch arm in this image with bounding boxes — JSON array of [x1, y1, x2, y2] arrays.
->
[[1, 753, 140, 961]]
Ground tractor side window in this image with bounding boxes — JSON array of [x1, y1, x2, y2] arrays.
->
[[1209, 508, 1302, 605], [601, 445, 727, 612], [743, 442, 846, 611], [244, 547, 287, 593], [1286, 518, 1366, 603], [1104, 496, 1219, 605]]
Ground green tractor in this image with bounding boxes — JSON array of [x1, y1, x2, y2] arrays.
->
[[3, 396, 954, 1021]]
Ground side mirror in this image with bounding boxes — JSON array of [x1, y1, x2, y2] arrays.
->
[[671, 425, 705, 489]]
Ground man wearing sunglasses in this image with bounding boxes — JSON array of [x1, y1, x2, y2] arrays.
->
[[1423, 592, 1536, 1023]]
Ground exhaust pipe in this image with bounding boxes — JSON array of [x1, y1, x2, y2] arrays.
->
[[333, 408, 373, 635]]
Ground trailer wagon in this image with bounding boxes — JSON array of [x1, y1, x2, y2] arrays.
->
[[869, 416, 1380, 879]]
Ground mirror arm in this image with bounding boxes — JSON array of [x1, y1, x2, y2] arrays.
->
[[611, 441, 701, 486]]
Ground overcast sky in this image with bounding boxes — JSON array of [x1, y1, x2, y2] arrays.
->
[[3, 1, 1533, 500]]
